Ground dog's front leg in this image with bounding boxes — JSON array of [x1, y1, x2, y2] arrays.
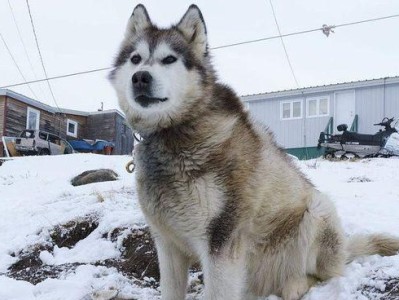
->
[[202, 249, 247, 300], [154, 237, 190, 300]]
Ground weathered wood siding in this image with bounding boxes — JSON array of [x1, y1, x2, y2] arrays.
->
[[114, 114, 134, 155], [4, 98, 62, 137], [86, 113, 115, 142], [62, 113, 87, 140], [85, 112, 134, 155], [0, 96, 5, 155], [0, 96, 5, 136]]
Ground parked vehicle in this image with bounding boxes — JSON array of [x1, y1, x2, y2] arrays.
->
[[318, 117, 399, 158], [68, 139, 114, 155], [15, 130, 74, 155]]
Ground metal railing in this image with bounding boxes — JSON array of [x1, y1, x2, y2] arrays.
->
[[324, 117, 334, 134], [350, 114, 359, 132]]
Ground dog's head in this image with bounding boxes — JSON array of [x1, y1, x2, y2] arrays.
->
[[109, 4, 215, 135]]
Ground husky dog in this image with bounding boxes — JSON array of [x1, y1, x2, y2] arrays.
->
[[109, 4, 399, 300]]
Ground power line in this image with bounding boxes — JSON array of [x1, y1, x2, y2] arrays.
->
[[0, 67, 111, 89], [212, 13, 399, 50], [25, 0, 61, 112], [269, 0, 300, 88], [7, 0, 47, 100], [1, 12, 399, 90], [335, 13, 399, 29], [0, 32, 39, 99]]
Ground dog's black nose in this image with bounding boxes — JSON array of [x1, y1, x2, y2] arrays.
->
[[132, 71, 152, 89]]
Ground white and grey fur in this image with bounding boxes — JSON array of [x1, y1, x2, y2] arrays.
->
[[109, 4, 399, 300]]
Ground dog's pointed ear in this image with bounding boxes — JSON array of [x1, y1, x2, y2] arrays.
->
[[125, 4, 152, 39], [177, 5, 208, 58]]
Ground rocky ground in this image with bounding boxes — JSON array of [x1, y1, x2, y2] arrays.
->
[[1, 155, 399, 299], [5, 216, 399, 300]]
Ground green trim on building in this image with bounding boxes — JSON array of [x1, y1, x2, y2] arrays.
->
[[285, 147, 324, 160]]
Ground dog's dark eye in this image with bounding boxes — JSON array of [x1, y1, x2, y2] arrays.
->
[[131, 55, 142, 65], [162, 55, 177, 65]]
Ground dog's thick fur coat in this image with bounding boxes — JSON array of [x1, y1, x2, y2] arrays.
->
[[110, 5, 399, 300]]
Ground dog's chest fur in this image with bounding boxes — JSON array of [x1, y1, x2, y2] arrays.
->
[[134, 127, 230, 243]]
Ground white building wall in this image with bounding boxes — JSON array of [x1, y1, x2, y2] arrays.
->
[[248, 92, 334, 148], [355, 87, 384, 133], [385, 85, 399, 118], [244, 80, 399, 150]]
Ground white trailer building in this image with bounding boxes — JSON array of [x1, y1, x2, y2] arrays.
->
[[242, 76, 399, 159]]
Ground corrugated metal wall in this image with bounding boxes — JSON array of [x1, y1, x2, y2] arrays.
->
[[385, 85, 399, 121], [355, 87, 384, 133], [249, 98, 304, 148], [249, 92, 334, 148], [246, 82, 399, 149]]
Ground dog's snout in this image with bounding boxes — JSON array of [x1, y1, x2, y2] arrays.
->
[[132, 71, 152, 88]]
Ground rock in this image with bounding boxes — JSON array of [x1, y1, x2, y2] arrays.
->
[[91, 289, 118, 300], [71, 169, 118, 186]]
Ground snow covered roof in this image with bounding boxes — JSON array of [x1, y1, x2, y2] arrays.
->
[[57, 108, 125, 118], [0, 89, 57, 113], [0, 88, 124, 118], [242, 76, 399, 102]]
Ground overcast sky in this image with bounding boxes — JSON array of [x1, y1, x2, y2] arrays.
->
[[0, 0, 398, 112]]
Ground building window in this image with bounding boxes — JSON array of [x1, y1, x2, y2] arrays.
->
[[306, 96, 330, 117], [67, 119, 78, 138], [280, 100, 302, 120], [26, 107, 40, 130]]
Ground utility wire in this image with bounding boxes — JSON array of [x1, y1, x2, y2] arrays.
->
[[335, 13, 399, 29], [211, 13, 399, 49], [0, 67, 111, 89], [1, 12, 399, 89], [7, 0, 47, 100], [269, 0, 300, 88], [0, 32, 39, 99], [25, 0, 62, 112]]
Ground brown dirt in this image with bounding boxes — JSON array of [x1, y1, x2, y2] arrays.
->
[[6, 217, 161, 286], [50, 218, 99, 249], [119, 227, 160, 281], [6, 217, 398, 299], [361, 277, 399, 300]]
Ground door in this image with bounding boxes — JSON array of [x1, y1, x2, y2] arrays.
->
[[48, 134, 62, 155], [334, 91, 355, 133]]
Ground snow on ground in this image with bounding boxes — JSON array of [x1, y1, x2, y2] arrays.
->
[[0, 154, 399, 299]]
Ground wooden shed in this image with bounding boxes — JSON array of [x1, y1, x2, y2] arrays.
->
[[58, 108, 134, 155], [0, 89, 134, 156]]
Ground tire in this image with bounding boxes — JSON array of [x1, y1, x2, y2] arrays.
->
[[39, 148, 50, 155]]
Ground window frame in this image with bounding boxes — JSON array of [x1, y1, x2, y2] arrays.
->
[[66, 119, 78, 138], [306, 96, 330, 118], [280, 99, 303, 120], [26, 107, 40, 130]]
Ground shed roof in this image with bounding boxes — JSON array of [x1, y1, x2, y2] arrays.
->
[[0, 88, 125, 118], [242, 76, 399, 102], [58, 108, 125, 118], [0, 89, 56, 113]]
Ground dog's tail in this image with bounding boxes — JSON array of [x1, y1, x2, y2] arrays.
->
[[346, 234, 399, 263]]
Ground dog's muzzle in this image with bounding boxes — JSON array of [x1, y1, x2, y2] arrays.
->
[[132, 71, 168, 107], [135, 95, 168, 108]]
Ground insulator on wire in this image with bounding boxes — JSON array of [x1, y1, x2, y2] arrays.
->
[[322, 24, 335, 37]]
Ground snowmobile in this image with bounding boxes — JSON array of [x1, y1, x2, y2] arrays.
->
[[318, 117, 399, 158]]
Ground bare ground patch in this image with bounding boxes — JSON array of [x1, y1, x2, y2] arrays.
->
[[8, 216, 398, 299], [6, 217, 161, 288], [360, 277, 399, 299]]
